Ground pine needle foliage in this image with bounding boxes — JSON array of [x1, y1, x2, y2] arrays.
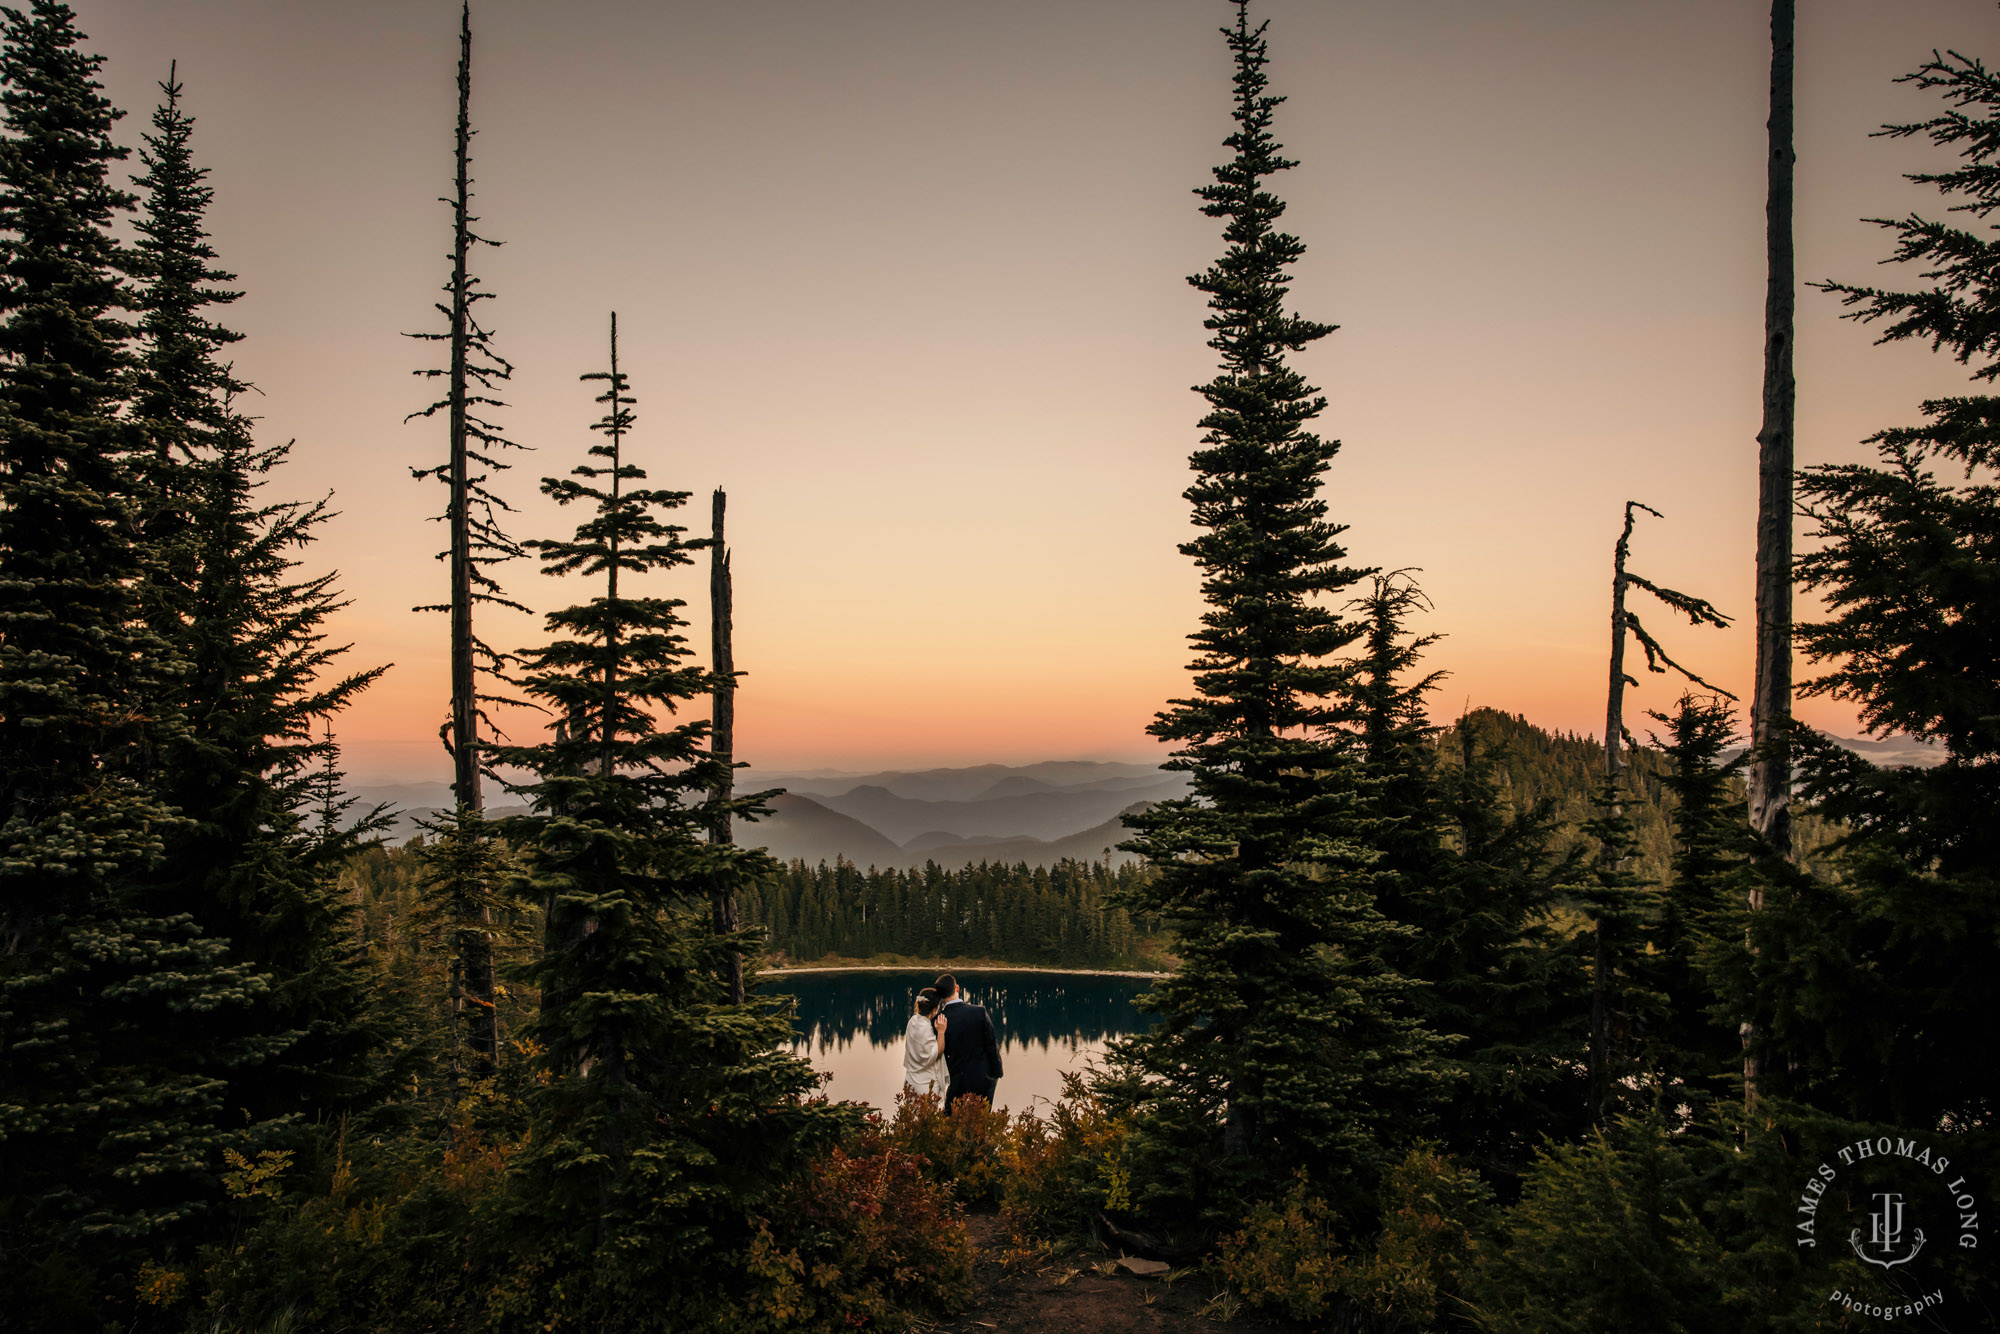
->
[[1816, 48, 2000, 474], [491, 316, 845, 1325], [1114, 0, 1440, 1223], [1577, 774, 1658, 1128], [1470, 1116, 1726, 1334], [131, 66, 240, 448], [129, 65, 238, 647], [0, 0, 150, 824], [1743, 47, 2000, 1143], [1350, 583, 1589, 1184], [130, 67, 389, 1128], [0, 6, 272, 1320], [1641, 694, 1752, 1121], [404, 805, 517, 1108]]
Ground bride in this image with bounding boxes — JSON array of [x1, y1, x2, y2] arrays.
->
[[902, 986, 948, 1097]]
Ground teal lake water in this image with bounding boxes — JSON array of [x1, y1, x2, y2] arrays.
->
[[766, 969, 1156, 1112]]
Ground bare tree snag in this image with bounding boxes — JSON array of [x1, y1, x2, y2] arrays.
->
[[709, 488, 744, 1004], [445, 2, 496, 1077], [1744, 0, 1796, 1110], [1589, 501, 1734, 1123]]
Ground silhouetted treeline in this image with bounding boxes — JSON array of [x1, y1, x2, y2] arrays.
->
[[741, 858, 1168, 968]]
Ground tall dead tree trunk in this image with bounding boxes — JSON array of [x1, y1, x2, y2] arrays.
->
[[1745, 0, 1796, 1108], [1590, 504, 1640, 1124], [1589, 501, 1734, 1123], [444, 2, 497, 1077], [709, 489, 744, 1004]]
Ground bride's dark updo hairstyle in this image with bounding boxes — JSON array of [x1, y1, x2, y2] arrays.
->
[[915, 987, 940, 1018]]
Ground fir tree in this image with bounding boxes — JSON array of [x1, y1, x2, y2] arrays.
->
[[1348, 573, 1448, 942], [130, 66, 389, 1126], [406, 2, 523, 1077], [166, 421, 389, 1116], [491, 315, 843, 1322], [1641, 694, 1751, 1120], [128, 64, 236, 644], [0, 7, 270, 1320], [1342, 578, 1593, 1184], [1471, 1116, 1726, 1334], [1113, 1, 1439, 1221]]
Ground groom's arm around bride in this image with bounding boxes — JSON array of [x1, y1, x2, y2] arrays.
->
[[933, 973, 1002, 1110]]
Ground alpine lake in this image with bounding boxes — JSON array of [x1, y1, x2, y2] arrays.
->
[[766, 968, 1158, 1113]]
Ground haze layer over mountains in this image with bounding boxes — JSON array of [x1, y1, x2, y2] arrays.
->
[[346, 731, 1941, 871], [350, 761, 1191, 869]]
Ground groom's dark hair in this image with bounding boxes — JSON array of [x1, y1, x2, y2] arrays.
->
[[933, 973, 957, 1000]]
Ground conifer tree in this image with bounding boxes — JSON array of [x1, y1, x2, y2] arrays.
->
[[1349, 574, 1449, 934], [1351, 578, 1586, 1177], [1114, 1, 1439, 1220], [1641, 694, 1750, 1120], [492, 316, 842, 1319], [1431, 714, 1591, 1181], [1346, 579, 1590, 1180], [129, 64, 234, 639], [406, 1, 523, 1076], [0, 6, 273, 1318], [1752, 47, 2000, 1140], [130, 66, 388, 1124]]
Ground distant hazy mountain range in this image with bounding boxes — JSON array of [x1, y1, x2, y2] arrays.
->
[[343, 760, 1187, 869], [342, 736, 1943, 872]]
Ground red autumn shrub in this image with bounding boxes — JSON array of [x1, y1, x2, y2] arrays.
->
[[739, 1120, 973, 1331], [878, 1086, 1013, 1206]]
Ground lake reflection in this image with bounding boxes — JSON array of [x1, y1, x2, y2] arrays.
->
[[767, 969, 1156, 1113]]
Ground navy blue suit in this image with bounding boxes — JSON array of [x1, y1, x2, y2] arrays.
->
[[939, 997, 1003, 1109]]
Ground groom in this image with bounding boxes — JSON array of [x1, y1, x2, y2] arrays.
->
[[933, 973, 1002, 1111]]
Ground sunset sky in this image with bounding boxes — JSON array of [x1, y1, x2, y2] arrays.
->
[[86, 0, 1997, 781]]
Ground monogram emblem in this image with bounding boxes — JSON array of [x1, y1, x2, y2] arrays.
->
[[1850, 1192, 1927, 1270]]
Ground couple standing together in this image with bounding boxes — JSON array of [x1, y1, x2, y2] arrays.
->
[[901, 973, 1003, 1110]]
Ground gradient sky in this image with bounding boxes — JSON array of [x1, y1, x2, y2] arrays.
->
[[83, 0, 1998, 780]]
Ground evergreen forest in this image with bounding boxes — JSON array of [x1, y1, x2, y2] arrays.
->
[[0, 2, 1995, 1332]]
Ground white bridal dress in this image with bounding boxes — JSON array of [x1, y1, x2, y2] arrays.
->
[[902, 1014, 947, 1097]]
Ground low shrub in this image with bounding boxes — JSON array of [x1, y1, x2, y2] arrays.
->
[[1467, 1117, 1724, 1334], [1219, 1144, 1495, 1330], [739, 1122, 974, 1331], [1218, 1175, 1349, 1323], [196, 1111, 519, 1332], [879, 1087, 1013, 1206], [880, 1073, 1139, 1249], [195, 1100, 971, 1334], [998, 1071, 1133, 1242], [1339, 1144, 1494, 1330]]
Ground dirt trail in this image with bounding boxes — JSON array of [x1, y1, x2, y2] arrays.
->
[[922, 1215, 1304, 1334]]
